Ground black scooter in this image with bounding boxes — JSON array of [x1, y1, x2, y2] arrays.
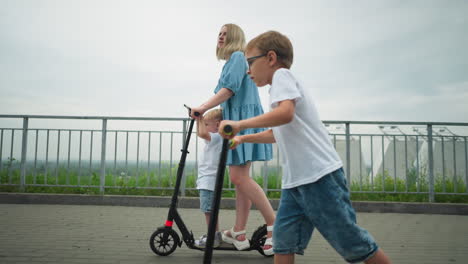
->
[[149, 106, 270, 260]]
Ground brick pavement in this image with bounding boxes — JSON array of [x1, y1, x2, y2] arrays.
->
[[1, 204, 467, 264]]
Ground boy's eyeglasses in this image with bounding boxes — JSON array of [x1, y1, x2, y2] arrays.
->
[[246, 53, 267, 69]]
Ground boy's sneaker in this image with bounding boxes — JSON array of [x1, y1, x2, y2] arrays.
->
[[195, 232, 222, 248]]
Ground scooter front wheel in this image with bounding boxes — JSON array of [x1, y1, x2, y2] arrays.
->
[[149, 227, 180, 256]]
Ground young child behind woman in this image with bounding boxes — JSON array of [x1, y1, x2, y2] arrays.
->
[[194, 108, 223, 248]]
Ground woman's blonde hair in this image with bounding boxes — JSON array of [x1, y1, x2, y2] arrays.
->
[[246, 31, 294, 69], [204, 108, 223, 121], [216, 24, 246, 60]]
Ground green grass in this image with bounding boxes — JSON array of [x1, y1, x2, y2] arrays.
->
[[348, 169, 468, 203], [1, 162, 467, 203]]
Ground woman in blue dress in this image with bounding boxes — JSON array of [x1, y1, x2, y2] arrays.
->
[[191, 23, 274, 255]]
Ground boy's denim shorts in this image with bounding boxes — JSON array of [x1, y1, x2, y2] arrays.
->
[[273, 168, 379, 263], [199, 189, 214, 213]]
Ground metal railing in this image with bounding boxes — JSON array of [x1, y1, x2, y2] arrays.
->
[[1, 115, 467, 202]]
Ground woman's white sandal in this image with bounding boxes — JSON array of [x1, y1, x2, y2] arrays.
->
[[263, 225, 274, 256], [221, 227, 250, 250]]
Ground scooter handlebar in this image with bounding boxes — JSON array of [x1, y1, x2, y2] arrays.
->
[[223, 124, 233, 135], [183, 104, 200, 117]]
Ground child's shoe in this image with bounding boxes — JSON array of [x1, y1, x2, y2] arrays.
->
[[195, 232, 221, 248]]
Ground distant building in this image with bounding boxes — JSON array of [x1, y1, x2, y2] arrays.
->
[[370, 136, 421, 180]]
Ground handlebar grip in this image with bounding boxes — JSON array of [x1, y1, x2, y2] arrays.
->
[[184, 104, 200, 117], [223, 125, 233, 135]]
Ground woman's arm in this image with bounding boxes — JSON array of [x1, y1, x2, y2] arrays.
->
[[190, 88, 233, 118]]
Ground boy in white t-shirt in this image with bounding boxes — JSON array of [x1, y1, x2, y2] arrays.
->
[[219, 31, 392, 264], [195, 108, 223, 248]]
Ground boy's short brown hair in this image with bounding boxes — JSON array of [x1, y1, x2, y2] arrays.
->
[[246, 31, 294, 69], [204, 108, 223, 121]]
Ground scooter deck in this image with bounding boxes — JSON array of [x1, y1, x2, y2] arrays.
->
[[197, 241, 254, 251]]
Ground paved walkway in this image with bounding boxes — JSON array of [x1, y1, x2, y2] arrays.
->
[[1, 203, 467, 264]]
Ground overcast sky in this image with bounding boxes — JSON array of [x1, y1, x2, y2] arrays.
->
[[1, 0, 468, 125]]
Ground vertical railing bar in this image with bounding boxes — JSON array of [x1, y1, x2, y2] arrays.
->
[[0, 129, 3, 174], [8, 129, 14, 183], [0, 129, 3, 175], [381, 135, 385, 192], [45, 130, 49, 185], [114, 131, 118, 186], [100, 119, 107, 194], [89, 131, 94, 186], [345, 123, 351, 187], [404, 135, 408, 192], [33, 129, 39, 184], [20, 117, 29, 191], [453, 136, 457, 193], [263, 160, 268, 193], [55, 130, 61, 185], [333, 134, 336, 149], [393, 135, 397, 192], [125, 132, 129, 184], [427, 124, 435, 202], [170, 132, 174, 186], [136, 131, 140, 188], [67, 130, 71, 185], [416, 136, 420, 192], [464, 136, 467, 194], [441, 136, 446, 192], [147, 132, 151, 187], [78, 131, 82, 186], [359, 135, 362, 191], [158, 132, 162, 187], [370, 135, 374, 191]]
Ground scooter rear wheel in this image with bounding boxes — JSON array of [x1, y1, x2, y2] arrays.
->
[[250, 225, 273, 257], [149, 227, 180, 256]]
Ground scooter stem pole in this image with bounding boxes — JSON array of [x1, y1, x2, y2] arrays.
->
[[170, 119, 195, 209], [203, 138, 229, 264]]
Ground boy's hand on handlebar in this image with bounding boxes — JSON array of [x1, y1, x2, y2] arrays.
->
[[229, 136, 243, 149], [219, 120, 240, 139]]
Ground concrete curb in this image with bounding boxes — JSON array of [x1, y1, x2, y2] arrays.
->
[[1, 192, 467, 215]]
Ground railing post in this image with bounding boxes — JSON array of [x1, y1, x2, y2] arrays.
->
[[100, 119, 107, 195], [20, 117, 29, 192], [263, 161, 268, 193], [427, 124, 435, 202], [345, 122, 351, 187], [181, 120, 187, 196], [465, 136, 468, 194]]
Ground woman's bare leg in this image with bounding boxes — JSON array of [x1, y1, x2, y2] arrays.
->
[[227, 163, 275, 244]]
